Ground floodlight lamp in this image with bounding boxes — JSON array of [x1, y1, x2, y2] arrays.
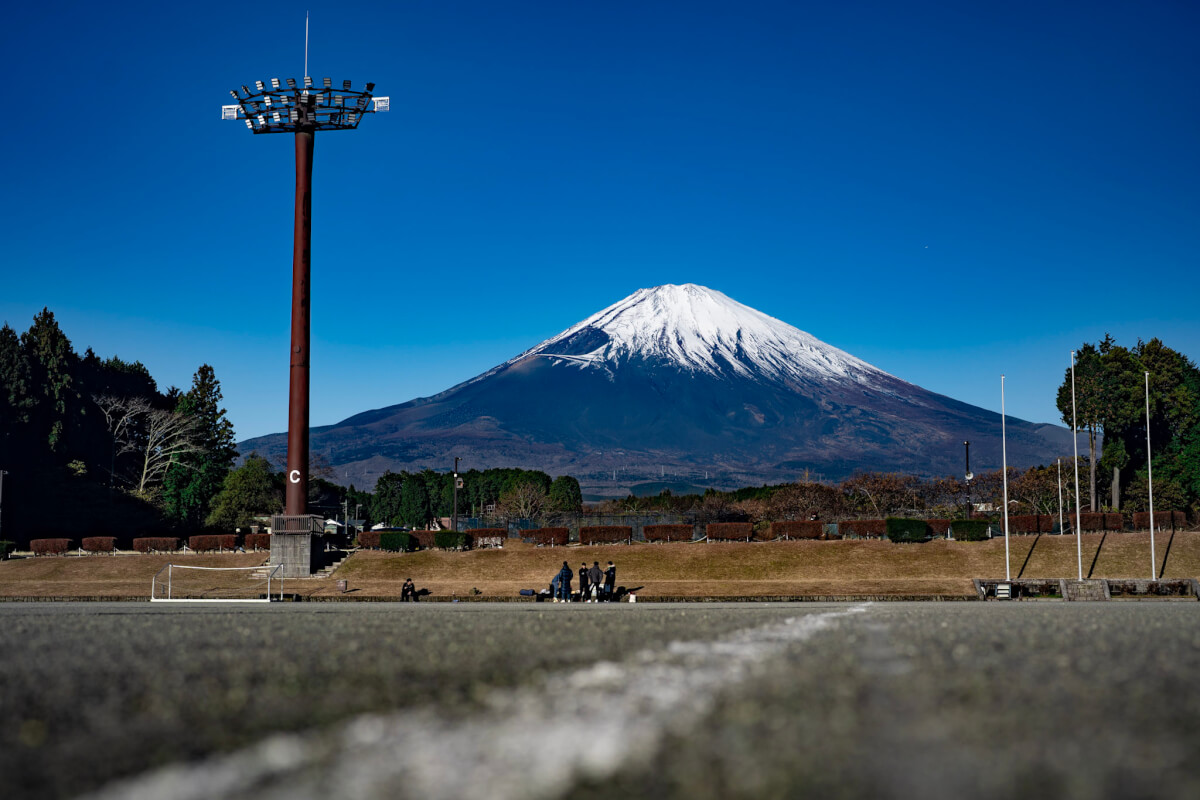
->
[[286, 77, 296, 88], [242, 85, 251, 95], [365, 82, 375, 92], [373, 96, 390, 112], [264, 95, 272, 107], [272, 111, 281, 122], [229, 90, 238, 99], [255, 80, 265, 91], [323, 77, 331, 88], [334, 95, 343, 106], [304, 76, 313, 88], [245, 119, 253, 129], [343, 79, 351, 90], [271, 78, 280, 89]]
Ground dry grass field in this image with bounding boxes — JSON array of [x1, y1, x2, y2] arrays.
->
[[2, 532, 1195, 600]]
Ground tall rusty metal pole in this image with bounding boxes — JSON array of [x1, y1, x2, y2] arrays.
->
[[285, 129, 314, 515]]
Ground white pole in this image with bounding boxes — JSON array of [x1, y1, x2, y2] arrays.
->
[[1071, 351, 1083, 581], [1057, 457, 1064, 536], [1146, 371, 1156, 581], [1002, 375, 1011, 582], [305, 12, 310, 79]]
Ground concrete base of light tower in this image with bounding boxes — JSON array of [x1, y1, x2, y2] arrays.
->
[[269, 515, 324, 578]]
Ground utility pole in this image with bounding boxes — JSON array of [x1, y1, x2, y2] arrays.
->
[[452, 457, 461, 533], [963, 441, 972, 519]]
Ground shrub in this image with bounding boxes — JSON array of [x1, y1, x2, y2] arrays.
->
[[886, 518, 930, 543], [524, 527, 569, 546], [81, 536, 117, 553], [706, 523, 753, 541], [1104, 513, 1125, 531], [357, 530, 380, 549], [133, 537, 180, 553], [245, 533, 272, 551], [380, 532, 414, 552], [188, 534, 238, 552], [770, 521, 823, 540], [434, 531, 471, 550], [1133, 510, 1187, 531], [466, 528, 507, 548], [950, 520, 990, 541], [0, 541, 14, 559], [839, 519, 887, 538], [580, 526, 632, 544], [927, 519, 952, 536], [1008, 515, 1039, 534], [32, 538, 71, 556], [1075, 512, 1105, 532], [411, 530, 438, 549], [643, 524, 694, 542]]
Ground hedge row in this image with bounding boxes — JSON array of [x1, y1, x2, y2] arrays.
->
[[1132, 511, 1188, 530], [81, 537, 117, 553], [770, 521, 824, 540], [927, 519, 952, 536], [706, 522, 753, 541], [188, 535, 238, 552], [886, 518, 929, 543], [524, 527, 570, 546], [435, 531, 471, 550], [467, 528, 507, 548], [31, 538, 71, 555], [245, 533, 271, 551], [580, 526, 632, 544], [839, 519, 887, 538], [952, 520, 990, 541], [380, 532, 415, 552], [133, 537, 181, 553], [643, 524, 694, 542]]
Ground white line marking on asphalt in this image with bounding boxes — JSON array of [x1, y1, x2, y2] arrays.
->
[[83, 604, 870, 800]]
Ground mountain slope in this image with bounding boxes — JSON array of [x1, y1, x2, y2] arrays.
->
[[240, 284, 1072, 493]]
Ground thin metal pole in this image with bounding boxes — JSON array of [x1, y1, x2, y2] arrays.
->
[[0, 470, 7, 544], [1001, 376, 1011, 582], [1057, 458, 1063, 536], [1071, 351, 1083, 580], [1146, 371, 1156, 580], [964, 441, 971, 519], [285, 129, 315, 516], [452, 457, 460, 534]]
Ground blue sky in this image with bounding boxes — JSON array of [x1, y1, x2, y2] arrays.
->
[[3, 0, 1198, 441]]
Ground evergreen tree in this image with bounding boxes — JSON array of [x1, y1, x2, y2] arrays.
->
[[399, 474, 431, 529], [20, 308, 79, 455], [547, 474, 583, 513], [161, 365, 237, 529], [206, 454, 282, 530]]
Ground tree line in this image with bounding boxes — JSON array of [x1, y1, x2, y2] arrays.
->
[[0, 309, 237, 543]]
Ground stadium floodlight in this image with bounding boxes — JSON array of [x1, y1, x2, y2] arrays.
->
[[229, 90, 238, 99], [241, 85, 251, 95], [221, 105, 239, 120], [220, 69, 389, 524]]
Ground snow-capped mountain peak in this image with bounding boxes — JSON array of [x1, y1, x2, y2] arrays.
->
[[510, 283, 893, 386]]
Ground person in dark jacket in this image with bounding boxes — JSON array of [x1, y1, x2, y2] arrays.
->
[[557, 561, 573, 603], [603, 561, 616, 601], [588, 562, 603, 602], [401, 578, 417, 602], [578, 561, 591, 602]]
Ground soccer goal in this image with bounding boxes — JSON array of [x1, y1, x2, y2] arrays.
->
[[151, 563, 283, 602]]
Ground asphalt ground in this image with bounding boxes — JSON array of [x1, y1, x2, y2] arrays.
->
[[3, 601, 1198, 800]]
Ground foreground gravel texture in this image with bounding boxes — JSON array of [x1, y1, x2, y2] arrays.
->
[[4, 602, 1199, 800]]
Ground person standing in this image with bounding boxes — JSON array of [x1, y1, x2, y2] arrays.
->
[[603, 560, 616, 602], [558, 561, 573, 603], [588, 561, 603, 602], [578, 562, 591, 603]]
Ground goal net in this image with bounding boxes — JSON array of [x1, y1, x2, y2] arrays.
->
[[151, 563, 283, 602]]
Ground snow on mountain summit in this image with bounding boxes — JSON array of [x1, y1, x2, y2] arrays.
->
[[512, 284, 893, 386]]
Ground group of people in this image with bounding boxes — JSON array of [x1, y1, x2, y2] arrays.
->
[[550, 560, 616, 602]]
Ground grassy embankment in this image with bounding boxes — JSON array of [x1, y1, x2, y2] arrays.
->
[[1, 532, 1196, 599]]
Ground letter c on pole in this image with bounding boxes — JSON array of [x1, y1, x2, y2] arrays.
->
[[289, 469, 301, 484]]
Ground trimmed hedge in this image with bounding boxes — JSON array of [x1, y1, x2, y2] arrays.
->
[[951, 520, 990, 541], [133, 537, 180, 553], [840, 519, 887, 538], [886, 518, 930, 543], [189, 534, 238, 552], [380, 532, 415, 552], [1076, 512, 1105, 532], [706, 523, 753, 541], [524, 527, 569, 546], [1133, 510, 1187, 530], [434, 531, 472, 550], [32, 538, 71, 556], [770, 521, 824, 540], [927, 519, 952, 536], [245, 533, 272, 551], [643, 524, 694, 543], [81, 537, 117, 553], [357, 530, 381, 549], [466, 528, 507, 548], [411, 530, 438, 549], [1008, 515, 1040, 534], [1103, 513, 1125, 531], [580, 526, 632, 545]]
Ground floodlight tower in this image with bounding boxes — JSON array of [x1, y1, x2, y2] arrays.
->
[[222, 76, 388, 519]]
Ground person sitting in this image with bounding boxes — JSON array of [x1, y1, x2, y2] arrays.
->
[[401, 578, 417, 602]]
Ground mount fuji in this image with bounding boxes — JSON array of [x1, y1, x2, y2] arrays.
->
[[239, 284, 1072, 494]]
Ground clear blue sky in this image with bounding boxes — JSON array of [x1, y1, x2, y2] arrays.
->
[[3, 1, 1198, 441]]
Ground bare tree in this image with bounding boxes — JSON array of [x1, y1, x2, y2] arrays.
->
[[94, 395, 202, 498], [840, 472, 922, 517], [769, 481, 845, 521], [497, 481, 547, 520]]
